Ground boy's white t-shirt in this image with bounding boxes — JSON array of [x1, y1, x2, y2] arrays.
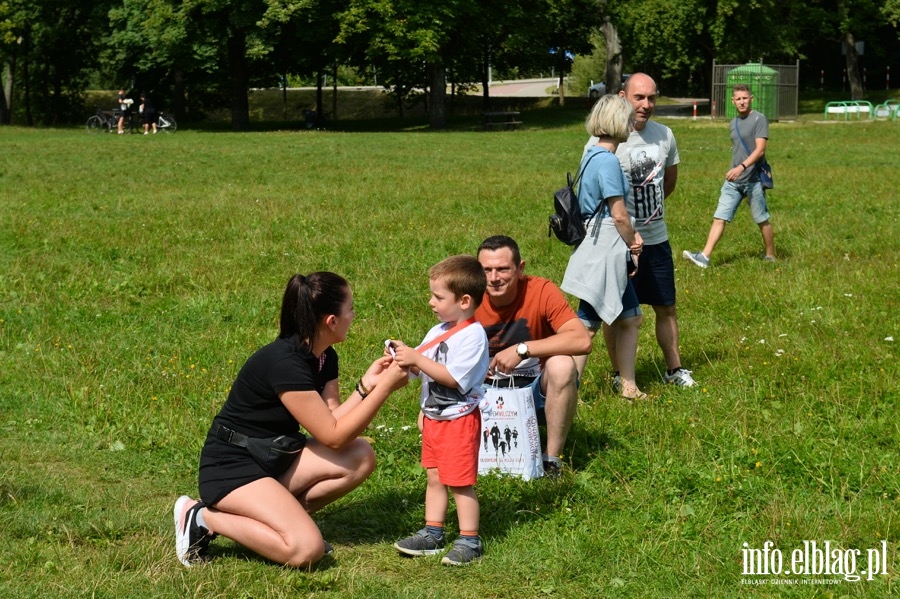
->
[[415, 321, 490, 421]]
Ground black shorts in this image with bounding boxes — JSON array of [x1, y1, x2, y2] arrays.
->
[[198, 429, 279, 506], [631, 240, 676, 306]]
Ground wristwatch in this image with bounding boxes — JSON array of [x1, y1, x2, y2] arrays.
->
[[516, 342, 530, 360]]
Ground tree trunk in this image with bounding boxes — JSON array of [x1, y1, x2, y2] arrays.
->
[[23, 29, 33, 126], [556, 52, 566, 106], [600, 17, 623, 94], [1, 59, 13, 125], [481, 49, 491, 112], [842, 31, 864, 100], [428, 62, 447, 129], [172, 67, 186, 120], [332, 63, 338, 121], [316, 69, 325, 126], [227, 30, 250, 131]]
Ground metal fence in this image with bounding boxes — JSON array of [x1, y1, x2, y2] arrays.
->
[[711, 60, 799, 121]]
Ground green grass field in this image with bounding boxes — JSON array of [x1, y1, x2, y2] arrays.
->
[[1, 108, 898, 598]]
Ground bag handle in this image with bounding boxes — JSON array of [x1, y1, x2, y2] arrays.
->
[[415, 317, 476, 353]]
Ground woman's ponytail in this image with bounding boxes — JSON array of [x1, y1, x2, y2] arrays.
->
[[279, 272, 349, 349]]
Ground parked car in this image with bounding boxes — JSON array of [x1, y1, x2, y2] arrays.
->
[[588, 74, 631, 99]]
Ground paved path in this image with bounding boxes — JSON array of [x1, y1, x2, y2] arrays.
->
[[489, 79, 557, 97], [489, 79, 710, 114]]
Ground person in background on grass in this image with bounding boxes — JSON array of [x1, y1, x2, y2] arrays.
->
[[389, 255, 490, 566], [475, 236, 592, 477], [116, 89, 133, 134], [564, 95, 646, 400], [174, 272, 408, 568], [584, 73, 697, 390], [139, 92, 157, 135], [684, 84, 776, 268]]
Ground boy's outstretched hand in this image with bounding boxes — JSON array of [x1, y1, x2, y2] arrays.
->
[[387, 340, 420, 369]]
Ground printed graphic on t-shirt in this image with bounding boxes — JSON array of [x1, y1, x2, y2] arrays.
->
[[482, 318, 530, 356], [626, 146, 664, 224], [481, 318, 541, 378]]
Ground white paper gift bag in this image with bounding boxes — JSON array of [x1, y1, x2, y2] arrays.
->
[[477, 378, 544, 480]]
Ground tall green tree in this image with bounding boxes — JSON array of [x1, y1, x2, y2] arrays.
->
[[338, 0, 485, 128], [1, 0, 112, 125], [107, 0, 198, 117], [263, 0, 345, 125], [886, 0, 900, 29], [610, 0, 806, 96]]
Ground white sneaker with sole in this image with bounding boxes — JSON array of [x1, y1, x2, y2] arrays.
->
[[664, 368, 697, 387]]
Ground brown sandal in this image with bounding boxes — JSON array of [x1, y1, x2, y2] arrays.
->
[[621, 387, 647, 401]]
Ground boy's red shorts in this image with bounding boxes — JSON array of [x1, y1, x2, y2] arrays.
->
[[421, 410, 481, 487]]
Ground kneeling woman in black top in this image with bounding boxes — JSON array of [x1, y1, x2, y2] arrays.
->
[[175, 272, 408, 567]]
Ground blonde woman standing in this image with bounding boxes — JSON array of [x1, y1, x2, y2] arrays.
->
[[562, 95, 646, 400]]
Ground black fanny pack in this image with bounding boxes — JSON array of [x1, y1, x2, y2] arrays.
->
[[424, 382, 470, 409], [215, 423, 306, 476]]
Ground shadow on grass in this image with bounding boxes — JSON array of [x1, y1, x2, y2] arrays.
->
[[183, 103, 590, 134]]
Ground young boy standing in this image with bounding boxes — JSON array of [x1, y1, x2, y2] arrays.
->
[[389, 255, 490, 566]]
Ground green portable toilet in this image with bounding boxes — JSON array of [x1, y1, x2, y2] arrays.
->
[[725, 63, 778, 121]]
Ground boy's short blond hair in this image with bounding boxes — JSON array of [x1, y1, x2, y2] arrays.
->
[[429, 255, 487, 308], [732, 84, 752, 96], [585, 94, 634, 143]]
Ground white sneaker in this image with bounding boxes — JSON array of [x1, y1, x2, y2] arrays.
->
[[683, 251, 709, 268], [664, 368, 697, 387]]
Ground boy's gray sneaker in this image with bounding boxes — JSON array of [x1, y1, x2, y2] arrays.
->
[[683, 250, 709, 268], [664, 368, 697, 387], [394, 529, 445, 556], [441, 538, 484, 566], [612, 373, 622, 392]]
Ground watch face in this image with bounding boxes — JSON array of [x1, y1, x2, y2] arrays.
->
[[517, 343, 528, 357]]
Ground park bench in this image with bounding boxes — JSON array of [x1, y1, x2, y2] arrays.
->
[[483, 111, 522, 130], [823, 100, 873, 121], [873, 100, 899, 120]]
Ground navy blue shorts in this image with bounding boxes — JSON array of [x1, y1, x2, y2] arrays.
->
[[631, 240, 676, 307]]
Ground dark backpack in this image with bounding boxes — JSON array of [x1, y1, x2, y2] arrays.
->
[[548, 152, 603, 246]]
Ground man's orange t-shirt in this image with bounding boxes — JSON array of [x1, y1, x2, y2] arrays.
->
[[475, 275, 577, 369]]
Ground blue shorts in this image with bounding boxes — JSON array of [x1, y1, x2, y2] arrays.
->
[[714, 180, 771, 224], [576, 279, 641, 330], [630, 241, 675, 307]]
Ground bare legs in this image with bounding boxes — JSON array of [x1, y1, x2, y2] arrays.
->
[[702, 217, 775, 260], [423, 468, 479, 533], [540, 354, 580, 457], [651, 304, 681, 371], [200, 437, 375, 567], [759, 221, 776, 259], [578, 313, 644, 399], [701, 218, 726, 258]]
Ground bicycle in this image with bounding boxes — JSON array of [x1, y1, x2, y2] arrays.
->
[[156, 111, 177, 133], [85, 108, 119, 133], [85, 107, 141, 134]]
